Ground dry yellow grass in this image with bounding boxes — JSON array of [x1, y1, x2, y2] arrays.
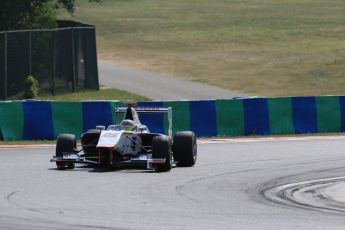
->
[[60, 0, 345, 96]]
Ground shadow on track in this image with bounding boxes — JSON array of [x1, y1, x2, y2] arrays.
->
[[47, 164, 160, 173]]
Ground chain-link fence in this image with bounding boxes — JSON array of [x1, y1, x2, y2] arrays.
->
[[0, 21, 99, 100]]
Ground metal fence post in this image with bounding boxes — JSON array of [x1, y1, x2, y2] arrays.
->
[[52, 31, 56, 95], [29, 31, 32, 75], [71, 28, 76, 92], [3, 32, 7, 100]]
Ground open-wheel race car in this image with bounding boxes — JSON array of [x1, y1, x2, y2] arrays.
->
[[50, 103, 197, 172]]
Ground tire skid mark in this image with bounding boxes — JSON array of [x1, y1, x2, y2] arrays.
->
[[4, 193, 120, 230], [263, 176, 345, 215], [176, 168, 262, 202], [5, 191, 70, 215], [6, 191, 43, 214], [6, 191, 20, 206], [0, 215, 124, 230], [279, 158, 345, 168]]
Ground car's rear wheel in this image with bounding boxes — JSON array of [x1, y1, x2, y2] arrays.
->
[[173, 131, 197, 167], [152, 135, 172, 172], [56, 134, 77, 170]]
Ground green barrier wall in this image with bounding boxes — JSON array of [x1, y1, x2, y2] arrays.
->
[[51, 102, 83, 138], [111, 101, 123, 124], [0, 101, 23, 140], [316, 96, 341, 133], [268, 97, 294, 135], [216, 99, 244, 136], [163, 101, 190, 135]]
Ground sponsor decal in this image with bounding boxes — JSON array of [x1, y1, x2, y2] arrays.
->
[[97, 130, 124, 148], [63, 153, 79, 160]]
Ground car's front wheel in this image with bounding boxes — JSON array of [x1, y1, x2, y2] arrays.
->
[[55, 134, 77, 170], [152, 135, 172, 172], [173, 131, 197, 167]]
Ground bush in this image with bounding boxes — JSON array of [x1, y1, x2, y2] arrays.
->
[[23, 75, 39, 99]]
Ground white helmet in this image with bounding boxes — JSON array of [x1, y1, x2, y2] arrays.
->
[[120, 119, 136, 131]]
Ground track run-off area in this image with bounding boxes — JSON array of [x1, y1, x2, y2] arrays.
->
[[1, 136, 345, 229]]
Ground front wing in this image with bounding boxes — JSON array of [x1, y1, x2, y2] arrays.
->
[[50, 152, 166, 169]]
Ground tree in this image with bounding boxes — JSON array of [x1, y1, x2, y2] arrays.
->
[[56, 0, 101, 13], [23, 75, 39, 99], [0, 0, 101, 31]]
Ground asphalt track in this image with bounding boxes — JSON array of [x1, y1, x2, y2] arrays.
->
[[98, 61, 244, 100], [1, 137, 345, 229]]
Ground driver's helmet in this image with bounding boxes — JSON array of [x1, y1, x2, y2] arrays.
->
[[120, 119, 136, 131]]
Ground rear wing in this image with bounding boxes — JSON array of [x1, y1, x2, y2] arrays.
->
[[115, 107, 173, 138]]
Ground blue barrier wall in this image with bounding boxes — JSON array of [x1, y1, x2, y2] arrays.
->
[[243, 98, 270, 135], [339, 96, 345, 132], [82, 101, 113, 132], [23, 101, 54, 140], [291, 97, 318, 134], [0, 96, 344, 140], [137, 101, 165, 134], [190, 100, 217, 137]]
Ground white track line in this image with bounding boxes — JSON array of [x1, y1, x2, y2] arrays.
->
[[198, 135, 345, 144], [1, 135, 344, 149], [0, 144, 55, 150]]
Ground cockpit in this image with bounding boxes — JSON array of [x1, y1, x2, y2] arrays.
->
[[107, 105, 150, 133]]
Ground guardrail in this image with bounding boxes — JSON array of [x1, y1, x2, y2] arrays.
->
[[0, 96, 344, 140]]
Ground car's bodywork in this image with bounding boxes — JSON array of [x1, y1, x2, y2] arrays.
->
[[50, 104, 197, 172]]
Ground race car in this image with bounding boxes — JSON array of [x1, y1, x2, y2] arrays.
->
[[50, 103, 197, 172]]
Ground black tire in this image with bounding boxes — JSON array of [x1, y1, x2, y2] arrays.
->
[[173, 131, 197, 167], [56, 134, 77, 170], [152, 135, 172, 172]]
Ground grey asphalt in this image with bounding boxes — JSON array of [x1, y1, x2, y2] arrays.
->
[[98, 60, 245, 100], [2, 137, 345, 229]]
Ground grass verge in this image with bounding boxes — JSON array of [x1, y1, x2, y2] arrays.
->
[[34, 88, 149, 101], [59, 0, 345, 96]]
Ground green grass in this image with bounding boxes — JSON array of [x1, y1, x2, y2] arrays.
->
[[59, 0, 345, 96], [35, 88, 148, 101]]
